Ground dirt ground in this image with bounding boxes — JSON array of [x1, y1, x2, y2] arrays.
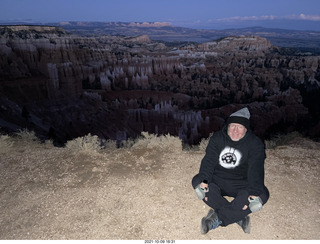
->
[[0, 135, 319, 240]]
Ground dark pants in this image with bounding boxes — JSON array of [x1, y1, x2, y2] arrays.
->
[[192, 174, 269, 226]]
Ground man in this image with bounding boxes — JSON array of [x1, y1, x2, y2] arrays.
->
[[192, 107, 269, 234]]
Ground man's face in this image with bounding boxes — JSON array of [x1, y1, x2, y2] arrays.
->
[[228, 123, 247, 141]]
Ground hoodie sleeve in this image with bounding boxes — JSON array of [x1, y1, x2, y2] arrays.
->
[[198, 133, 221, 183], [246, 136, 266, 196]]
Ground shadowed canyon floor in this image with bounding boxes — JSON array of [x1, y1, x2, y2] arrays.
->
[[1, 25, 319, 145], [0, 134, 319, 240]]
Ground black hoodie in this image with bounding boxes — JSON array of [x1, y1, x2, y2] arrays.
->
[[198, 125, 266, 196]]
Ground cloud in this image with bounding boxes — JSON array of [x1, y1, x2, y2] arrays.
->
[[293, 14, 320, 21], [216, 14, 320, 22], [217, 15, 276, 22], [170, 14, 320, 30]]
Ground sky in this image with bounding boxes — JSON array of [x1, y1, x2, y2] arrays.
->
[[1, 0, 320, 31]]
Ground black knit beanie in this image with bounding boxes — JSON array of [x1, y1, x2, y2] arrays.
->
[[226, 107, 250, 129]]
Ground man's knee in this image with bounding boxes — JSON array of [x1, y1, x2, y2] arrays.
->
[[191, 174, 201, 188], [260, 186, 270, 205]]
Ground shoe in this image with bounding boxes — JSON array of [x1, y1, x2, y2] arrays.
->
[[201, 209, 222, 234], [201, 209, 214, 234], [237, 216, 250, 234], [204, 208, 215, 220]]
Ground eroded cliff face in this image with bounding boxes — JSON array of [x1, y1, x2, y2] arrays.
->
[[0, 25, 319, 145]]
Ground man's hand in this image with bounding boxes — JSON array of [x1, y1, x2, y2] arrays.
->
[[242, 195, 258, 210], [200, 182, 209, 201], [200, 182, 208, 189]]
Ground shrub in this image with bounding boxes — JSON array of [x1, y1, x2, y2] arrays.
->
[[0, 134, 14, 154], [198, 133, 213, 151], [265, 131, 302, 149], [15, 129, 40, 143], [65, 133, 103, 152], [132, 132, 182, 151], [101, 139, 117, 150], [119, 138, 136, 149]]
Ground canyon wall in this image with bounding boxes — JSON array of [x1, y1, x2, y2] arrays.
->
[[0, 25, 319, 145]]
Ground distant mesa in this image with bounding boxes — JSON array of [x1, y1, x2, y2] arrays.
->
[[0, 25, 66, 33], [126, 35, 152, 43], [59, 21, 72, 26]]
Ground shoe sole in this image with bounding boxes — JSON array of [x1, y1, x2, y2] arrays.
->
[[201, 217, 208, 234]]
